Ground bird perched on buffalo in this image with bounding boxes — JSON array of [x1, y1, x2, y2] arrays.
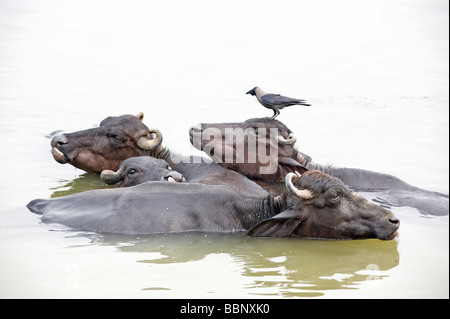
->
[[246, 87, 310, 119]]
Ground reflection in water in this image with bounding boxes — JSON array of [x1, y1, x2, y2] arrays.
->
[[48, 172, 401, 297], [50, 173, 112, 198], [77, 232, 399, 298]]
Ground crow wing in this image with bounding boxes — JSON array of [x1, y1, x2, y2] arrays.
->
[[261, 94, 309, 107]]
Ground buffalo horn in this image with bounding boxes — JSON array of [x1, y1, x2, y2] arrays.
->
[[100, 169, 123, 185], [285, 172, 314, 200], [136, 129, 163, 150], [278, 133, 297, 145]]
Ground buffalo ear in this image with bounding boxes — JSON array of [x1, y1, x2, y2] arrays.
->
[[247, 209, 301, 237], [279, 157, 308, 175], [136, 112, 144, 121]]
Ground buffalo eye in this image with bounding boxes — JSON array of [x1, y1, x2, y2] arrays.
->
[[328, 193, 341, 203], [128, 169, 137, 176], [107, 133, 125, 143]]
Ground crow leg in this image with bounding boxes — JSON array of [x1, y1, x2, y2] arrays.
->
[[271, 109, 280, 120]]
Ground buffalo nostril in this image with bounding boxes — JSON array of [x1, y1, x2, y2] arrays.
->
[[51, 134, 68, 147], [389, 217, 400, 226], [189, 124, 203, 149], [189, 124, 202, 137]]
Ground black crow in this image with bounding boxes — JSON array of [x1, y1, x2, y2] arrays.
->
[[246, 87, 310, 119]]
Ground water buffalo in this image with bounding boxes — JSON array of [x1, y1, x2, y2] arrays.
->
[[189, 117, 449, 216], [51, 113, 161, 173], [50, 113, 268, 197], [27, 170, 400, 240], [100, 157, 186, 187], [189, 117, 309, 181], [101, 155, 271, 196]]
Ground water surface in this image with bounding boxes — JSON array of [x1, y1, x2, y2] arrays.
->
[[0, 0, 448, 298]]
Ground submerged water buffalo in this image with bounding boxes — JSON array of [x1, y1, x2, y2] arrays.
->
[[50, 113, 268, 197], [51, 112, 161, 173], [190, 118, 449, 216], [27, 170, 399, 240], [190, 117, 309, 181], [100, 156, 268, 196], [100, 157, 185, 187]]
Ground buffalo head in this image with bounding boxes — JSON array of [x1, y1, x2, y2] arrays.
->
[[100, 156, 185, 187], [50, 113, 162, 173], [189, 117, 311, 181], [248, 170, 400, 240]]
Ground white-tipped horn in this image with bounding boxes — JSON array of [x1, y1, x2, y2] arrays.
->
[[278, 133, 297, 145], [285, 172, 314, 200], [136, 129, 163, 150], [100, 169, 123, 185]]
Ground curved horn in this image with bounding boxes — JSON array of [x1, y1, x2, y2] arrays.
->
[[100, 169, 123, 185], [278, 133, 297, 145], [136, 129, 163, 150], [285, 172, 314, 200]]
